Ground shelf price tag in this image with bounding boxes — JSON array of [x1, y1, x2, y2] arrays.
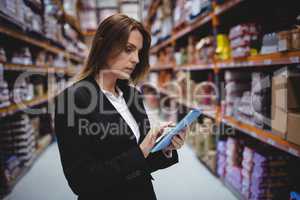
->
[[289, 57, 300, 64], [267, 138, 276, 146], [264, 59, 272, 65]]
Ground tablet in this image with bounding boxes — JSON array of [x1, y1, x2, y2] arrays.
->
[[150, 109, 202, 153]]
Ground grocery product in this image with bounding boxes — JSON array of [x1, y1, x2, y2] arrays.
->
[[229, 23, 260, 58]]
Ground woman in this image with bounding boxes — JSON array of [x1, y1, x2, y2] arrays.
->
[[54, 14, 186, 200]]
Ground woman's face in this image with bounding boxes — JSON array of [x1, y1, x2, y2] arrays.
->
[[106, 29, 143, 80]]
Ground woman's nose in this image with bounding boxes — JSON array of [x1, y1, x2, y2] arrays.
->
[[131, 51, 139, 64]]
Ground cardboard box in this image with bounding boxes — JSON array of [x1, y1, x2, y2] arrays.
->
[[272, 106, 300, 145], [287, 112, 300, 146], [272, 75, 300, 110], [271, 106, 287, 139]]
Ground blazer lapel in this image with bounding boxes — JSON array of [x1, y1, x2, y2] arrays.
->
[[85, 75, 137, 142], [120, 83, 150, 144], [85, 75, 150, 144]]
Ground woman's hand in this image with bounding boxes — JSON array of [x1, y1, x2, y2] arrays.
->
[[139, 122, 174, 158], [165, 128, 187, 151]]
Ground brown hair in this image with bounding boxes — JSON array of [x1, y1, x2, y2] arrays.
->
[[74, 14, 151, 84]]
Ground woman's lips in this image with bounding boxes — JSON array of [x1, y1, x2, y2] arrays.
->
[[124, 68, 134, 73]]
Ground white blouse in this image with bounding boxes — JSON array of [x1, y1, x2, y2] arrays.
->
[[100, 86, 173, 158], [100, 86, 140, 143]]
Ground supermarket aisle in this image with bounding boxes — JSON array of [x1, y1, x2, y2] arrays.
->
[[152, 145, 237, 200], [7, 143, 237, 200]]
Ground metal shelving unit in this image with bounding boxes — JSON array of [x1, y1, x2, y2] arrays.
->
[[149, 0, 244, 54], [0, 2, 83, 197], [147, 0, 300, 196], [0, 25, 83, 63], [1, 62, 77, 76], [152, 51, 300, 72]]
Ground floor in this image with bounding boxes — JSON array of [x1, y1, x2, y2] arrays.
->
[[5, 143, 237, 200]]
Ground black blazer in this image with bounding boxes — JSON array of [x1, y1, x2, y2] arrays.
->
[[54, 75, 178, 200]]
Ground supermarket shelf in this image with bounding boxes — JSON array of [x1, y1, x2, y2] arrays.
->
[[145, 0, 162, 26], [2, 134, 53, 199], [174, 51, 300, 71], [214, 0, 244, 16], [83, 30, 96, 36], [48, 0, 82, 36], [162, 90, 300, 158], [175, 63, 215, 71], [0, 94, 50, 117], [0, 25, 83, 63], [217, 51, 300, 69], [0, 82, 71, 117], [150, 0, 243, 54], [1, 62, 77, 76], [64, 13, 82, 35], [222, 116, 300, 158], [150, 12, 211, 54], [150, 64, 174, 71]]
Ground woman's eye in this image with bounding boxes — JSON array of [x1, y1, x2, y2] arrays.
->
[[125, 47, 133, 53]]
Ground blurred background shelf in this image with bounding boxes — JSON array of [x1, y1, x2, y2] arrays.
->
[[150, 64, 174, 71], [0, 25, 83, 63], [153, 51, 300, 72], [1, 62, 77, 76], [2, 134, 53, 198], [157, 87, 217, 119], [150, 0, 244, 54], [0, 94, 50, 117], [222, 116, 300, 158]]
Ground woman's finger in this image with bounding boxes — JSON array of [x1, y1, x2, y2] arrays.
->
[[172, 140, 181, 149], [173, 135, 183, 144], [153, 127, 164, 138], [175, 134, 186, 145], [177, 132, 186, 140], [170, 140, 179, 149], [172, 138, 182, 148], [175, 135, 185, 146], [166, 143, 175, 151], [155, 122, 175, 137], [160, 121, 175, 129]]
